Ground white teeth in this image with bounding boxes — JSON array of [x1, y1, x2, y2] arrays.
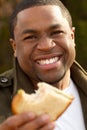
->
[[37, 57, 58, 65]]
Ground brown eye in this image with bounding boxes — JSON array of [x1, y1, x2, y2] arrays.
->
[[51, 31, 63, 36], [24, 35, 37, 40]]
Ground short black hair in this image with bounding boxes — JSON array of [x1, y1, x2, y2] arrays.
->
[[9, 0, 72, 39]]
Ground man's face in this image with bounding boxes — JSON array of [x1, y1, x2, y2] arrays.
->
[[11, 5, 75, 84]]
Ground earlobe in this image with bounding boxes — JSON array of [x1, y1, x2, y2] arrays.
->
[[9, 38, 17, 57], [72, 27, 75, 32]]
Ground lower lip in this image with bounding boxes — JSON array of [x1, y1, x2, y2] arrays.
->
[[36, 60, 60, 70]]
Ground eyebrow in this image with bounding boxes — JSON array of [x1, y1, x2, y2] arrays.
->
[[22, 29, 37, 35], [22, 24, 62, 35], [49, 24, 62, 30]]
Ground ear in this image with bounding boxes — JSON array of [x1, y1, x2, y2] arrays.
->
[[71, 27, 76, 47], [9, 38, 17, 57]]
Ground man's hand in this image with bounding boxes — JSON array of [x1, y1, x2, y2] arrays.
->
[[0, 112, 55, 130]]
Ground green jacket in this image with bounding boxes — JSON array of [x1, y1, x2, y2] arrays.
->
[[0, 60, 87, 128]]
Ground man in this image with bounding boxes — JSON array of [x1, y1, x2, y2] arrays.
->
[[0, 0, 87, 129]]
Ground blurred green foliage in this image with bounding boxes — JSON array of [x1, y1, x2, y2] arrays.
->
[[0, 0, 87, 73], [66, 0, 87, 71], [75, 20, 87, 70]]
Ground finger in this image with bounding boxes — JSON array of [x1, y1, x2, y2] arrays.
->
[[0, 112, 36, 130], [18, 114, 51, 130], [39, 122, 55, 130]]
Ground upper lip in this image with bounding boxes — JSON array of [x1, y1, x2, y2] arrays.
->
[[34, 52, 63, 61]]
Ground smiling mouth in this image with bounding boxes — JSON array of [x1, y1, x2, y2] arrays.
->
[[37, 56, 59, 65]]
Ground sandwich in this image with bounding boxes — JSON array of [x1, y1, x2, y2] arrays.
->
[[11, 82, 74, 121]]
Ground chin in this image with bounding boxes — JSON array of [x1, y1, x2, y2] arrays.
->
[[37, 70, 66, 85]]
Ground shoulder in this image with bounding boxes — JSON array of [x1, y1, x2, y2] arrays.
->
[[0, 69, 14, 119], [71, 61, 87, 93], [0, 69, 14, 88], [71, 61, 87, 79]]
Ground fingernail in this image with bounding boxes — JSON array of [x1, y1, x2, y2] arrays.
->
[[42, 114, 50, 121], [27, 112, 36, 118], [48, 122, 55, 129]]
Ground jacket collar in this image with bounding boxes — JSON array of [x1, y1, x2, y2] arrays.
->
[[71, 61, 87, 129], [71, 61, 87, 95], [13, 58, 35, 96]]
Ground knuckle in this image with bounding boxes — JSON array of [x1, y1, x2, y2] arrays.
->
[[35, 114, 50, 126]]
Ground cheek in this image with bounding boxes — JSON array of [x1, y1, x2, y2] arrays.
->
[[16, 46, 32, 73], [62, 35, 75, 54], [55, 36, 71, 50], [58, 36, 75, 66], [16, 44, 34, 67], [16, 44, 30, 57], [66, 40, 76, 67], [15, 46, 29, 68]]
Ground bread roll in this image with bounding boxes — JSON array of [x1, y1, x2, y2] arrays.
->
[[12, 82, 74, 121]]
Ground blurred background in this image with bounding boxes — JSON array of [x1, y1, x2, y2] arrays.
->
[[0, 0, 87, 73]]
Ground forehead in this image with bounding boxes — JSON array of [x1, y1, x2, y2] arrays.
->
[[17, 5, 65, 23], [15, 5, 69, 33], [17, 5, 62, 15]]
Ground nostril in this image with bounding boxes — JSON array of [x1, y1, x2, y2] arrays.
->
[[37, 38, 56, 51]]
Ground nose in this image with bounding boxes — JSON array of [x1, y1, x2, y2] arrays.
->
[[37, 35, 56, 51]]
